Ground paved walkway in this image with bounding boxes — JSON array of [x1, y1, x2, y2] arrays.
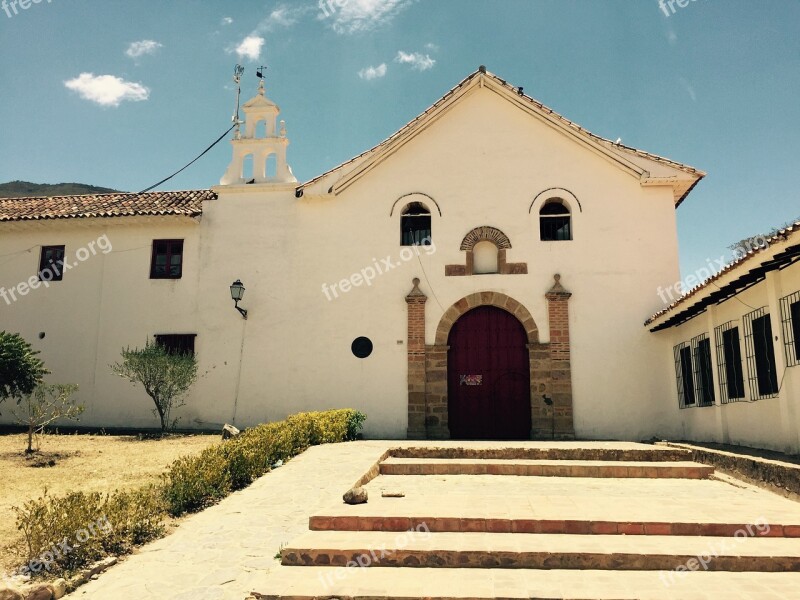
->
[[65, 441, 800, 599], [67, 440, 392, 600]]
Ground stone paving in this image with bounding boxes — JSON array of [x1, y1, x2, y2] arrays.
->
[[66, 441, 393, 600], [64, 440, 800, 599]]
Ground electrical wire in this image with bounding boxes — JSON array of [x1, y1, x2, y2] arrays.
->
[[137, 123, 236, 194]]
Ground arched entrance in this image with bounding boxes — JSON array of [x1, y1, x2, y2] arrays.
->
[[447, 306, 531, 440]]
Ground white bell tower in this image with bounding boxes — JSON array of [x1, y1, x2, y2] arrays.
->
[[220, 74, 296, 185]]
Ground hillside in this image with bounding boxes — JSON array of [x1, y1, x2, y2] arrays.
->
[[0, 180, 122, 198]]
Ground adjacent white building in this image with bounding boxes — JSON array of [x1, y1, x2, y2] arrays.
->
[[2, 67, 794, 451], [648, 223, 800, 453]]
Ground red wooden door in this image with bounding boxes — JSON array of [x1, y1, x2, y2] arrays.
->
[[447, 306, 531, 440]]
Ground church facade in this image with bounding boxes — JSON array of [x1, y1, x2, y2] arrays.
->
[[2, 68, 796, 450]]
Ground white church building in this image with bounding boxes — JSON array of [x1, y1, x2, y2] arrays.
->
[[1, 68, 798, 452]]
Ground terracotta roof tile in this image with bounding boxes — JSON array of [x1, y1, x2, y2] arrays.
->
[[0, 189, 215, 222], [645, 220, 800, 327]]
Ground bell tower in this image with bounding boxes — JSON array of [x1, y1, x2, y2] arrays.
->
[[220, 71, 296, 185]]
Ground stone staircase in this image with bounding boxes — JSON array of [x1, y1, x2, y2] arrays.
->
[[250, 444, 800, 599]]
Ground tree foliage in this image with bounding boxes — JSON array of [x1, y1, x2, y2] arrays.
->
[[0, 331, 49, 407], [12, 383, 83, 453], [110, 341, 198, 432], [728, 216, 800, 260]]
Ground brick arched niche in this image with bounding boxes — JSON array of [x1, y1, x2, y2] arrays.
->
[[406, 279, 575, 440], [445, 226, 527, 276]]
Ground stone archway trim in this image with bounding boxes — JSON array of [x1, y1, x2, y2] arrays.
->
[[459, 226, 512, 251], [434, 292, 539, 345]]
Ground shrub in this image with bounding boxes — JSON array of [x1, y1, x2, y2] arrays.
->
[[160, 447, 232, 515], [0, 331, 48, 408], [12, 409, 366, 578], [102, 486, 165, 552], [110, 341, 198, 432], [12, 383, 83, 453], [12, 487, 166, 577], [161, 409, 366, 516]]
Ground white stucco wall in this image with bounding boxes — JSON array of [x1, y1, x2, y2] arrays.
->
[[1, 82, 694, 441], [654, 254, 800, 453]]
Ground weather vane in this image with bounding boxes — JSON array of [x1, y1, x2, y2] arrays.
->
[[231, 64, 245, 138]]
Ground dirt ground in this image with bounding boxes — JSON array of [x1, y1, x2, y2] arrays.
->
[[0, 432, 218, 574]]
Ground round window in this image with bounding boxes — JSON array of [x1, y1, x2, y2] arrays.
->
[[351, 336, 373, 359]]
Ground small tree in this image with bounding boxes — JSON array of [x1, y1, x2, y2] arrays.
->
[[110, 341, 198, 432], [12, 383, 83, 453], [0, 331, 49, 409]]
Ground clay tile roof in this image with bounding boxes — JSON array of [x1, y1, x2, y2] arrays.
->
[[645, 220, 800, 328], [0, 189, 216, 222]]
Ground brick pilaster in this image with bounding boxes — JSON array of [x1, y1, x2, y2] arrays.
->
[[544, 274, 575, 438], [406, 278, 428, 439]]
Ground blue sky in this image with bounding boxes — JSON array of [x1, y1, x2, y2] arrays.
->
[[0, 0, 798, 277]]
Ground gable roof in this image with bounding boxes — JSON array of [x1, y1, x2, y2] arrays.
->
[[0, 190, 215, 223], [297, 68, 705, 205], [646, 220, 800, 331]]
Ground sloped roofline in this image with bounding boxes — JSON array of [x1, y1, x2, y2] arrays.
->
[[0, 189, 215, 222], [296, 67, 705, 204], [645, 220, 800, 330]]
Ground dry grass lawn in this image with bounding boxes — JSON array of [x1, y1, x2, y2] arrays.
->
[[0, 432, 218, 574]]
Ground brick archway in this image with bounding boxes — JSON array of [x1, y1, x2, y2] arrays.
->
[[434, 292, 539, 345], [406, 278, 574, 440]]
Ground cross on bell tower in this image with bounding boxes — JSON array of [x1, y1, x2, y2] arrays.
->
[[220, 67, 296, 185]]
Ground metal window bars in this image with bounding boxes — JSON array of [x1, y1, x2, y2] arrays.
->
[[714, 320, 747, 404], [779, 291, 800, 368], [742, 307, 780, 400], [673, 341, 696, 409], [691, 333, 715, 407]]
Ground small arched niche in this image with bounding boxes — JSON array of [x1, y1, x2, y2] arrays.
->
[[473, 241, 499, 274]]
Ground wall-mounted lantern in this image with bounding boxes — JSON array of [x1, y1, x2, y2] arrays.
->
[[230, 279, 248, 319]]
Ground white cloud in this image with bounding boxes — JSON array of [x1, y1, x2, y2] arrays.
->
[[221, 16, 233, 25], [358, 63, 387, 80], [261, 5, 305, 29], [233, 35, 265, 61], [667, 29, 677, 45], [424, 42, 439, 52], [64, 73, 149, 107], [395, 51, 435, 71], [325, 0, 413, 34], [125, 40, 162, 59], [679, 77, 697, 102]]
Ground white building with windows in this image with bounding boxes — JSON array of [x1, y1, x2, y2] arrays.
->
[[647, 223, 800, 453], [1, 68, 798, 451]]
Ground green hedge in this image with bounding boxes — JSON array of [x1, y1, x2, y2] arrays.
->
[[12, 487, 164, 577], [161, 409, 365, 516], [13, 409, 366, 578]]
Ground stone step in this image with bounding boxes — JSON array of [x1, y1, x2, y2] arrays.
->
[[380, 458, 714, 478], [249, 566, 800, 599], [281, 531, 800, 571], [389, 445, 693, 462], [309, 514, 800, 536]]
